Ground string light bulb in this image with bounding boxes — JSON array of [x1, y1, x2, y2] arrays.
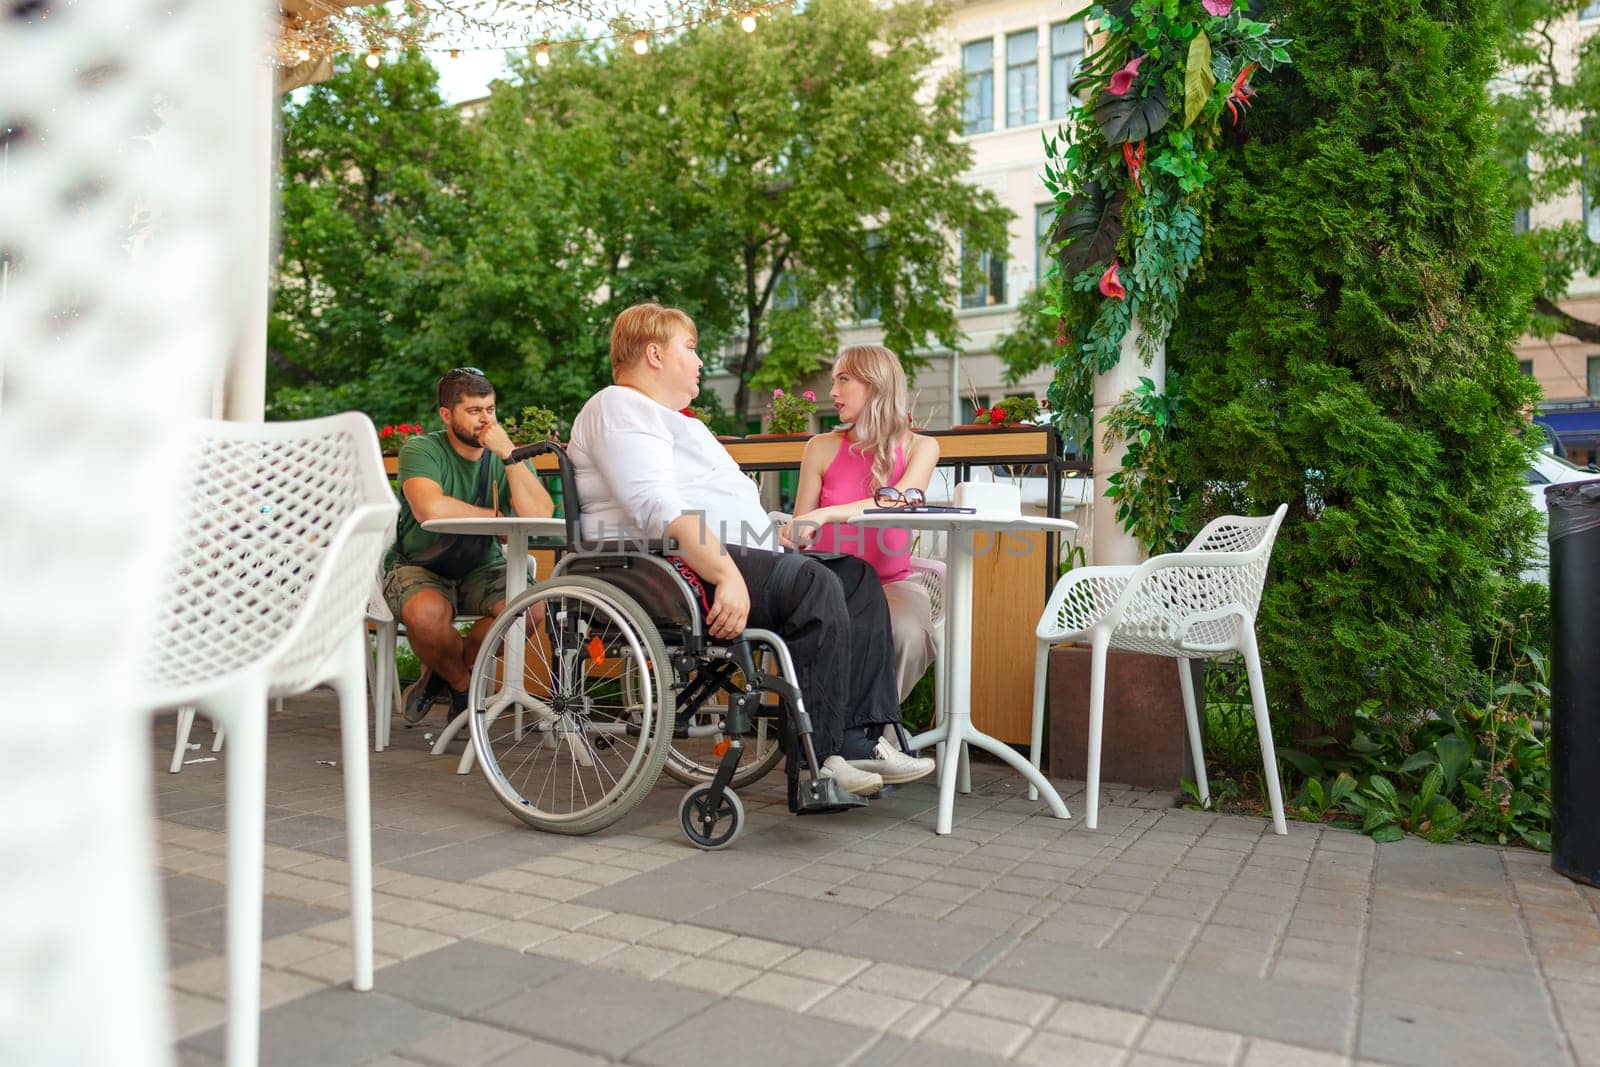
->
[[448, 48, 461, 60], [740, 11, 757, 31], [365, 48, 381, 69], [535, 42, 551, 66], [632, 30, 649, 55], [294, 46, 311, 62]]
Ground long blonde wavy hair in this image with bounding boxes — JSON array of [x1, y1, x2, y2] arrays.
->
[[836, 344, 912, 489]]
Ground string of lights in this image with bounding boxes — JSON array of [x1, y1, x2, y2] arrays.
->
[[274, 0, 792, 68]]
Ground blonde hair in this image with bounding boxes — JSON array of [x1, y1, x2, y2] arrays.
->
[[836, 344, 912, 489], [610, 302, 697, 379]]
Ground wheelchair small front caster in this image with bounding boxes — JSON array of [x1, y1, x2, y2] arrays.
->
[[679, 783, 744, 850]]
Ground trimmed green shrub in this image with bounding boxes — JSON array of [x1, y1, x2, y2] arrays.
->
[[1168, 0, 1544, 727]]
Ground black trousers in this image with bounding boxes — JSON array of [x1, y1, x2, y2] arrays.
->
[[711, 545, 901, 762]]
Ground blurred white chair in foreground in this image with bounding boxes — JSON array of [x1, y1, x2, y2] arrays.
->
[[142, 413, 397, 1067], [1030, 505, 1290, 834]]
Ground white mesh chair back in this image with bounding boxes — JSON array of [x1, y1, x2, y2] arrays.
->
[[146, 413, 397, 702], [1042, 504, 1288, 657], [907, 556, 946, 626]]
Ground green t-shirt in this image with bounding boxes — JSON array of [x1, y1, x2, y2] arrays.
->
[[392, 431, 518, 570]]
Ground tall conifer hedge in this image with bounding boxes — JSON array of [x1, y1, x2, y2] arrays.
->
[[1170, 0, 1544, 726]]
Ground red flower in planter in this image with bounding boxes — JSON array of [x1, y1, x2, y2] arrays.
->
[[680, 407, 695, 417], [380, 425, 395, 438], [1099, 259, 1127, 300], [990, 406, 1007, 423], [1108, 54, 1146, 97]]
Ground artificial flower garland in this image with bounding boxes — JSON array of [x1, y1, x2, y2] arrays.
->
[[1040, 0, 1289, 492]]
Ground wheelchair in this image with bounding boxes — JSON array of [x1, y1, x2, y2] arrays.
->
[[463, 441, 868, 850]]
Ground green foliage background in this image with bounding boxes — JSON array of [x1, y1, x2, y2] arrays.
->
[[268, 0, 1009, 430], [1167, 0, 1544, 727]]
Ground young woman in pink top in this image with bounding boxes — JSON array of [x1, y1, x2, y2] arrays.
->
[[784, 344, 940, 701]]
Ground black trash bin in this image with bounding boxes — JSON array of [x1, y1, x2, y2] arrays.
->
[[1547, 478, 1600, 887]]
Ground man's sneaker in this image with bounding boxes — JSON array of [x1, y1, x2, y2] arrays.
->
[[401, 667, 447, 725], [447, 687, 469, 721], [848, 737, 935, 785], [821, 755, 883, 797]]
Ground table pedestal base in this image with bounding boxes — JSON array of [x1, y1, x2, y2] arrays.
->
[[908, 719, 1070, 835]]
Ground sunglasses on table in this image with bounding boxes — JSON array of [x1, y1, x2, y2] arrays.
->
[[872, 486, 926, 508]]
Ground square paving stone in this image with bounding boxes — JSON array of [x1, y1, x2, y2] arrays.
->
[[1357, 997, 1568, 1066], [709, 889, 870, 946], [168, 897, 342, 954], [261, 814, 349, 849], [631, 997, 877, 1067], [984, 941, 1172, 1013], [474, 965, 714, 1058], [1362, 950, 1547, 1018], [163, 875, 227, 919], [377, 940, 572, 1015], [184, 988, 454, 1065], [382, 841, 553, 883], [574, 872, 722, 922], [819, 909, 1003, 974], [1158, 969, 1352, 1051]]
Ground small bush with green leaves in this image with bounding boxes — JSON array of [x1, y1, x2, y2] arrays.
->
[[1280, 617, 1550, 848]]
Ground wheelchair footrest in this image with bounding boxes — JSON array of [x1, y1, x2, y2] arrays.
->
[[792, 776, 868, 815]]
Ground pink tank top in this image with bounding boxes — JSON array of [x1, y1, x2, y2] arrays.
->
[[810, 434, 912, 584]]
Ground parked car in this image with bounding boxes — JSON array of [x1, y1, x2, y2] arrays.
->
[[1523, 449, 1596, 582]]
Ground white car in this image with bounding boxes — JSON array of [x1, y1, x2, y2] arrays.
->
[[1523, 449, 1596, 582]]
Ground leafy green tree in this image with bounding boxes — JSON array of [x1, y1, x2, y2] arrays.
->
[[1169, 0, 1544, 727], [1492, 0, 1600, 342], [615, 0, 1011, 420], [271, 50, 473, 424]]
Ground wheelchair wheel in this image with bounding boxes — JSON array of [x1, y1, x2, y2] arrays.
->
[[678, 783, 744, 850], [468, 576, 673, 836]]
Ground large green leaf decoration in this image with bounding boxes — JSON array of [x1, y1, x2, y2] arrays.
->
[[1094, 86, 1171, 145], [1054, 181, 1128, 277], [1184, 32, 1215, 129]]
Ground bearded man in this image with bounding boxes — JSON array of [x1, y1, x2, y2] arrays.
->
[[383, 367, 554, 724]]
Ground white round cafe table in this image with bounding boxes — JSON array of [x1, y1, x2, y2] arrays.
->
[[855, 510, 1077, 834], [420, 517, 567, 774]]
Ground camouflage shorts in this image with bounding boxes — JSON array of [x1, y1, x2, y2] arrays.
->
[[382, 562, 506, 621]]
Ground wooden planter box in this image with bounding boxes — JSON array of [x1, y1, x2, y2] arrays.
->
[[1046, 646, 1203, 790]]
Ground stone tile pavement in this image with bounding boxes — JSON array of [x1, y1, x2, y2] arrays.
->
[[154, 692, 1600, 1066]]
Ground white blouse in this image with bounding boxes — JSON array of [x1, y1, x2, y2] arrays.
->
[[568, 386, 776, 550]]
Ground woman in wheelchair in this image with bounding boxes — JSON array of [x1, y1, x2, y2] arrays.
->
[[785, 344, 939, 709], [568, 305, 934, 797]]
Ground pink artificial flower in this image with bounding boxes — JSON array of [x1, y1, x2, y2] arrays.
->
[[1099, 259, 1127, 300], [1203, 0, 1233, 14], [1107, 54, 1146, 97], [802, 390, 817, 401], [773, 388, 785, 398]]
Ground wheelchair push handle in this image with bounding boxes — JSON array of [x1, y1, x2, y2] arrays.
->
[[507, 440, 581, 547]]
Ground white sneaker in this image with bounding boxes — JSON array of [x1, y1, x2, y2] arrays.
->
[[821, 755, 884, 797], [849, 737, 936, 785]]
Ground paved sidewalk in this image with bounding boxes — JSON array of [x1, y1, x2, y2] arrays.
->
[[156, 693, 1600, 1067]]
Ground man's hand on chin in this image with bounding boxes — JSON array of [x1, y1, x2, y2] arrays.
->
[[480, 421, 514, 460]]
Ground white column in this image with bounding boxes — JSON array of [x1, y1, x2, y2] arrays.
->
[[221, 57, 275, 422], [1092, 314, 1164, 565]]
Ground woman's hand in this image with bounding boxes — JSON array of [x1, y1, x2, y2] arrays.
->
[[787, 507, 834, 549]]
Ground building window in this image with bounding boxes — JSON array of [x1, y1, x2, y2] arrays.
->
[[772, 270, 801, 311], [1035, 203, 1055, 284], [1583, 1, 1600, 19], [1519, 359, 1534, 376], [855, 231, 883, 321], [961, 233, 1007, 308], [962, 39, 994, 135], [1050, 20, 1085, 119], [1589, 356, 1600, 398], [1006, 30, 1039, 127]]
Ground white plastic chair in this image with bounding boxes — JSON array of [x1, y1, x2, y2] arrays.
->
[[140, 413, 397, 1067], [1030, 504, 1290, 834]]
